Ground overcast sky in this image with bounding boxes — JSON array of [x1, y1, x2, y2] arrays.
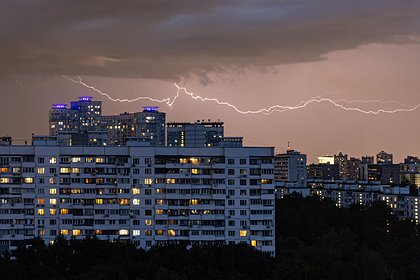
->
[[1, 0, 420, 162]]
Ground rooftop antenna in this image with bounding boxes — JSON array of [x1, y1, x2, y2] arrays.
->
[[287, 141, 291, 151]]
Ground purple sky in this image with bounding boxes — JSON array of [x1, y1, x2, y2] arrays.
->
[[1, 0, 420, 162]]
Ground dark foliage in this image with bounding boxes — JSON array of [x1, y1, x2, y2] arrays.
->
[[1, 194, 420, 279]]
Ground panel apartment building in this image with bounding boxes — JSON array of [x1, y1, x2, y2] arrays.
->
[[0, 139, 275, 255]]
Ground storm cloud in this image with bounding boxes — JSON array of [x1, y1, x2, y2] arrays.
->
[[1, 0, 420, 81]]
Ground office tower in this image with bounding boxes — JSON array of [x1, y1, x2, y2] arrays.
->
[[167, 120, 224, 147]]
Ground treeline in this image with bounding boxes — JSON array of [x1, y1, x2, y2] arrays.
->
[[1, 194, 420, 279]]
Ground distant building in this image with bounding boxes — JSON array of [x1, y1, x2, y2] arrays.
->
[[404, 156, 420, 164], [361, 156, 374, 164], [318, 155, 335, 164], [49, 98, 165, 146], [167, 120, 224, 147], [307, 163, 339, 180], [360, 164, 400, 184], [274, 148, 307, 186], [377, 151, 393, 164], [334, 152, 349, 179], [347, 157, 362, 180]]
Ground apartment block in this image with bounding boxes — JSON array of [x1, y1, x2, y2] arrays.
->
[[0, 140, 275, 255]]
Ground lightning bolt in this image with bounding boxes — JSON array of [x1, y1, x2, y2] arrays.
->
[[63, 75, 420, 115]]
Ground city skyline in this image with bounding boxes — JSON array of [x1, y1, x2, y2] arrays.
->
[[2, 1, 420, 162]]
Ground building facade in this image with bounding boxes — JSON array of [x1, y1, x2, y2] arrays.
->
[[274, 149, 307, 186], [0, 141, 275, 255], [50, 97, 166, 147], [167, 121, 224, 147]]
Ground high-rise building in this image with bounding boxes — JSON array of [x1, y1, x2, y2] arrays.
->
[[0, 139, 275, 255], [133, 106, 166, 147], [334, 152, 349, 179], [69, 96, 103, 132], [102, 113, 136, 146], [167, 120, 224, 147], [274, 148, 307, 186], [102, 107, 166, 146], [377, 151, 393, 164], [361, 156, 374, 164], [360, 164, 400, 184], [404, 156, 420, 164], [307, 163, 339, 180], [49, 104, 78, 136], [50, 98, 166, 146], [347, 157, 362, 180]]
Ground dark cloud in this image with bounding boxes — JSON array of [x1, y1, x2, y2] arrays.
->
[[1, 0, 420, 82]]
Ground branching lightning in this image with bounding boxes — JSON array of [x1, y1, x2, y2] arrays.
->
[[63, 75, 420, 115]]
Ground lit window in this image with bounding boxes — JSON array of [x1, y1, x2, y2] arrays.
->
[[37, 168, 45, 174], [71, 168, 80, 174], [132, 188, 140, 195], [37, 209, 45, 215], [120, 199, 129, 205], [96, 157, 104, 163], [49, 157, 57, 164], [190, 199, 199, 205], [166, 178, 176, 184], [168, 230, 176, 236], [49, 209, 57, 215], [156, 199, 164, 205], [60, 168, 70, 174], [144, 178, 153, 185], [133, 199, 140, 205], [24, 177, 34, 184], [96, 199, 103, 205], [60, 229, 69, 235], [119, 229, 129, 236], [71, 157, 81, 163], [0, 178, 10, 184], [156, 209, 164, 215], [180, 158, 188, 164], [49, 178, 56, 185], [251, 240, 257, 247], [50, 188, 57, 195], [60, 208, 69, 215], [38, 229, 45, 236], [133, 230, 141, 236], [190, 158, 199, 165], [85, 157, 94, 163], [191, 169, 199, 175], [156, 230, 163, 235], [0, 168, 9, 173], [145, 220, 152, 226], [240, 230, 248, 237], [50, 199, 57, 205], [72, 229, 81, 236], [38, 198, 45, 205]]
